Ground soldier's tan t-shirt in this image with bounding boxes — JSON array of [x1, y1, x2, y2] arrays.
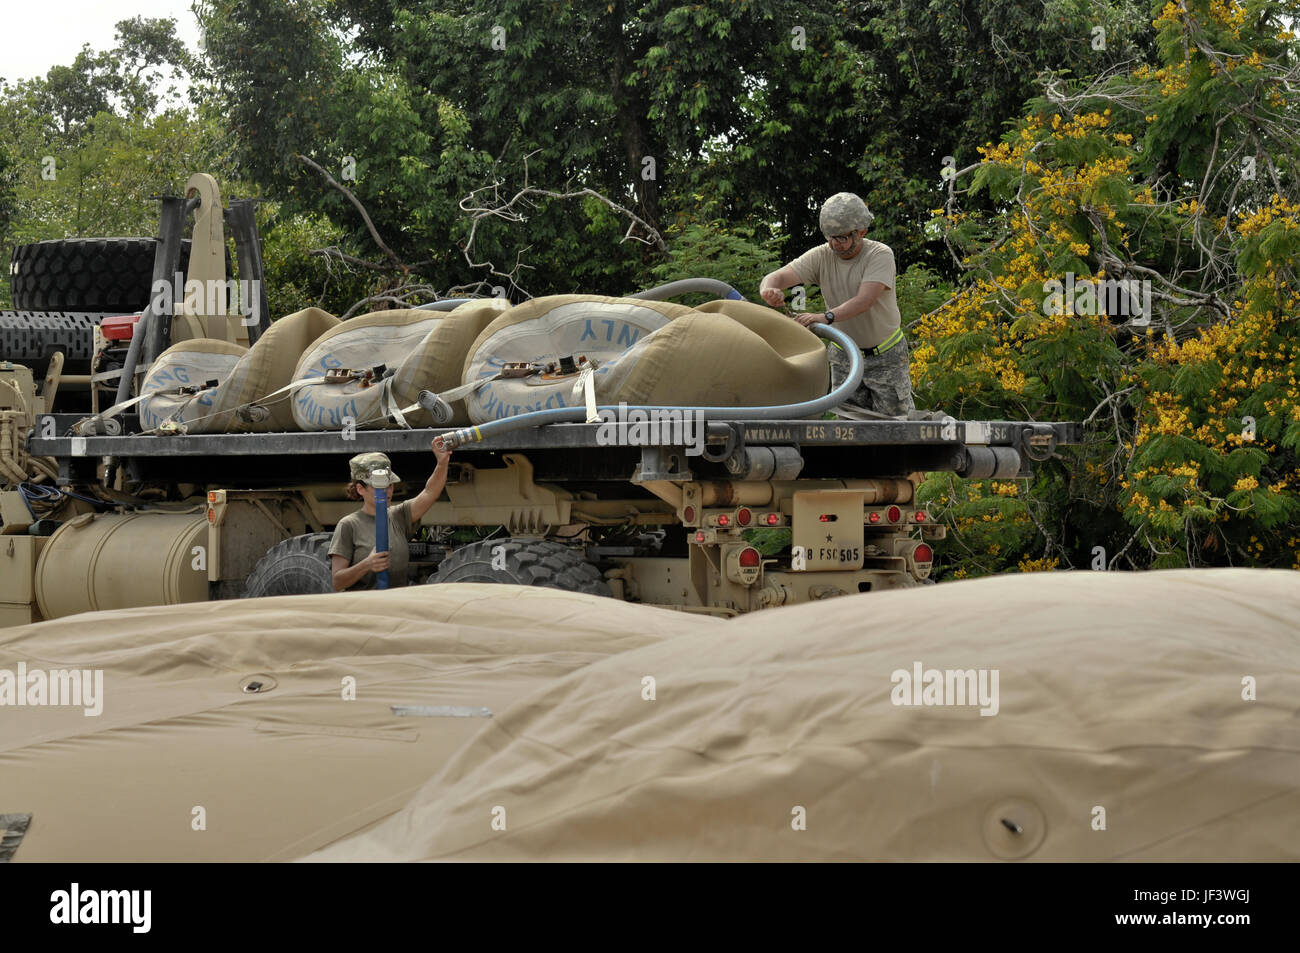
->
[[329, 498, 416, 589], [788, 239, 902, 349]]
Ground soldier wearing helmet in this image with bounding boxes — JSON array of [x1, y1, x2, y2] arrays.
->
[[758, 192, 915, 416], [329, 437, 452, 591]]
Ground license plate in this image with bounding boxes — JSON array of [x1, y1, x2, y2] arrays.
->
[[792, 490, 864, 570]]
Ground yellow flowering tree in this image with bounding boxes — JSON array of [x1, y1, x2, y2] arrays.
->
[[913, 0, 1300, 576]]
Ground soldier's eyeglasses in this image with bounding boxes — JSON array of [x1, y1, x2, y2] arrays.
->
[[828, 233, 857, 245]]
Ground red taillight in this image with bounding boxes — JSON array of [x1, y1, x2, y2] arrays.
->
[[737, 507, 752, 526], [684, 505, 696, 523], [207, 491, 217, 503], [914, 511, 927, 522], [868, 511, 880, 524], [206, 509, 215, 523], [738, 547, 761, 568], [717, 513, 730, 527], [100, 313, 141, 341], [913, 543, 933, 563], [695, 531, 706, 543], [765, 513, 780, 525], [887, 505, 901, 523]]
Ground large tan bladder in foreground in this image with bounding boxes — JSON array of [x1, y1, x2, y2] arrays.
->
[[0, 586, 706, 861], [2, 569, 1296, 861], [306, 568, 1300, 862]]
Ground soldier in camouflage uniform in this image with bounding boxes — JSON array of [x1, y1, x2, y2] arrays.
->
[[758, 192, 915, 417]]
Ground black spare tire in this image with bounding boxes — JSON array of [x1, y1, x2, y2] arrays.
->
[[8, 237, 201, 313]]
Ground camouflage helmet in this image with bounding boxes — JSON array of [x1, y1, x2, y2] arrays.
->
[[819, 192, 874, 237], [349, 452, 400, 485]]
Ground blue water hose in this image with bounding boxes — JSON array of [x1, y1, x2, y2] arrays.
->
[[629, 278, 745, 301], [438, 322, 863, 450], [413, 298, 478, 311]]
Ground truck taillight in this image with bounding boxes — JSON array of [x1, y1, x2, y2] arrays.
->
[[717, 513, 730, 527], [764, 513, 780, 525], [684, 505, 696, 523], [914, 511, 927, 522], [905, 541, 933, 581], [726, 545, 763, 585], [868, 511, 880, 524], [887, 505, 901, 523], [695, 531, 706, 543], [736, 507, 752, 526]]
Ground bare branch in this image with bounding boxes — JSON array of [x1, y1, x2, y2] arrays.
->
[[307, 247, 392, 272], [339, 282, 446, 320], [456, 153, 669, 296], [295, 153, 406, 272]]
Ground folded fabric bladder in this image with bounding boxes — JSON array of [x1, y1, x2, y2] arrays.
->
[[461, 295, 692, 424], [599, 297, 830, 408], [460, 295, 828, 424], [137, 295, 831, 434], [138, 307, 340, 433], [292, 299, 508, 430]]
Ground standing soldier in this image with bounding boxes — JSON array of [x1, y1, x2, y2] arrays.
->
[[758, 192, 915, 417], [330, 438, 452, 591]]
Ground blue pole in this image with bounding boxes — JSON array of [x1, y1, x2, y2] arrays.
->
[[374, 483, 389, 590]]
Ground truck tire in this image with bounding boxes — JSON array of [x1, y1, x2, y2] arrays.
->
[[0, 310, 99, 371], [242, 532, 336, 598], [8, 238, 197, 313], [426, 538, 611, 597]]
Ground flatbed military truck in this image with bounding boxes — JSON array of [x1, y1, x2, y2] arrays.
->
[[0, 174, 1081, 625]]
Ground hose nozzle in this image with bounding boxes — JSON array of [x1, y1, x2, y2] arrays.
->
[[440, 426, 482, 451]]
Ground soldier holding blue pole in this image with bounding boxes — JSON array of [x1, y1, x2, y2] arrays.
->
[[329, 437, 452, 591]]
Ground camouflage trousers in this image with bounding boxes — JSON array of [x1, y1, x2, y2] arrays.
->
[[826, 336, 916, 417]]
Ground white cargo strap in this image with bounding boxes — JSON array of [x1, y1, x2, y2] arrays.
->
[[379, 376, 410, 429], [73, 389, 183, 434], [572, 365, 599, 423], [386, 376, 497, 426], [250, 374, 335, 407], [437, 377, 496, 403]]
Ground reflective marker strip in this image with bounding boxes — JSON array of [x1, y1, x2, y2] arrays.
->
[[391, 705, 493, 718]]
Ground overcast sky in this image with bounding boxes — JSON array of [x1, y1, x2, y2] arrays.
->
[[0, 0, 202, 84]]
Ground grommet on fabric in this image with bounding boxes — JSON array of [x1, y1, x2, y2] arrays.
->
[[983, 798, 1046, 859], [239, 674, 277, 694]]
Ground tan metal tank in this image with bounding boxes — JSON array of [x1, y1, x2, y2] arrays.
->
[[35, 512, 208, 619]]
